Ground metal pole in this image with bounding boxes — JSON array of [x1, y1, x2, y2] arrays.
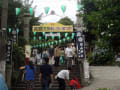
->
[[0, 0, 8, 77]]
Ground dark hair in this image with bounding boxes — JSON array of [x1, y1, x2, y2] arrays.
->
[[44, 57, 49, 64], [68, 66, 72, 71], [28, 61, 34, 69]]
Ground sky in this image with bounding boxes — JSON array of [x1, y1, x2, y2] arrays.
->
[[31, 0, 78, 24]]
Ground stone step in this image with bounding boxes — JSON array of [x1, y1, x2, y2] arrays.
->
[[11, 87, 71, 90]]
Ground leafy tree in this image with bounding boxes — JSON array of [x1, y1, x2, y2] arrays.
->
[[58, 17, 74, 25], [83, 0, 120, 65]]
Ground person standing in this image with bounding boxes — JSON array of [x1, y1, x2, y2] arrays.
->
[[56, 67, 72, 90], [54, 45, 61, 67], [48, 45, 54, 65], [20, 61, 36, 90], [65, 44, 73, 68], [39, 58, 53, 90], [0, 73, 8, 90], [71, 43, 76, 65]]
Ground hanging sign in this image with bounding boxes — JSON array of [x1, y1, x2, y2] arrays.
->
[[32, 23, 73, 32], [25, 45, 31, 58], [6, 39, 13, 64], [77, 32, 85, 60], [45, 33, 60, 37]]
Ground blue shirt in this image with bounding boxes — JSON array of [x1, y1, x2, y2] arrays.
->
[[25, 65, 36, 80], [0, 74, 8, 90]]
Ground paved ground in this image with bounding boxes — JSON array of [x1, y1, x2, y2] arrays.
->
[[81, 66, 120, 90]]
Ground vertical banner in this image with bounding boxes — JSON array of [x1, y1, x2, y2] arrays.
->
[[6, 39, 13, 64], [25, 45, 31, 58], [12, 30, 17, 44], [77, 32, 85, 60]]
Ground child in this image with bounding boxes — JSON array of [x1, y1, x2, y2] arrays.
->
[[70, 77, 82, 90]]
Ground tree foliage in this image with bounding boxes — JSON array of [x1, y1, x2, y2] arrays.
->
[[83, 0, 120, 65], [58, 17, 74, 25]]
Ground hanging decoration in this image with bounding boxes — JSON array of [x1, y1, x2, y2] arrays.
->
[[44, 7, 50, 15], [39, 45, 41, 47], [51, 42, 54, 45], [39, 36, 42, 40], [33, 36, 36, 40], [63, 38, 66, 42], [42, 44, 44, 47], [45, 36, 47, 40], [55, 41, 58, 44], [33, 32, 36, 35], [52, 35, 55, 39], [65, 33, 68, 37], [59, 40, 62, 43], [77, 4, 83, 11], [42, 32, 45, 36], [67, 37, 70, 40], [61, 5, 66, 13], [48, 42, 51, 46], [59, 35, 61, 39]]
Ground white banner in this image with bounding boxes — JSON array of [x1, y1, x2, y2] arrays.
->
[[45, 33, 60, 37]]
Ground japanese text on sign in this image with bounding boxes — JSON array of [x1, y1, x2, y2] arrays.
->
[[32, 23, 73, 32]]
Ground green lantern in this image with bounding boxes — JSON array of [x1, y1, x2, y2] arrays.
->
[[42, 44, 44, 47], [33, 32, 36, 35], [16, 8, 21, 16], [48, 42, 50, 46], [45, 36, 47, 40], [44, 7, 50, 15], [8, 28, 12, 33], [71, 36, 74, 39], [39, 36, 42, 40], [67, 37, 70, 40], [61, 5, 66, 13], [52, 36, 55, 39], [55, 41, 58, 44], [42, 32, 45, 36], [45, 43, 47, 46], [39, 44, 41, 47], [77, 4, 83, 11], [72, 33, 75, 36], [33, 37, 36, 40], [59, 40, 62, 43], [16, 28, 19, 33], [65, 33, 68, 37], [63, 38, 66, 42], [59, 35, 61, 39], [29, 8, 33, 15], [51, 42, 54, 44]]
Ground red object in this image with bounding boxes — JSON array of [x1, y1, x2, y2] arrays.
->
[[70, 79, 76, 86], [25, 58, 30, 65], [75, 77, 82, 89]]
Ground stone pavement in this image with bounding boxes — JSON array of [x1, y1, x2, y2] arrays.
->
[[81, 66, 120, 90]]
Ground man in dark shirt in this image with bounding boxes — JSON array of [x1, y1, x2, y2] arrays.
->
[[39, 58, 53, 90]]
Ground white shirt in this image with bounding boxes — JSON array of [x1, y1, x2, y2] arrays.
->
[[72, 46, 76, 56], [65, 47, 73, 57], [57, 70, 69, 80]]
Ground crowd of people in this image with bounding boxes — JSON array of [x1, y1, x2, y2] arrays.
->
[[30, 43, 77, 68], [19, 43, 82, 90]]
